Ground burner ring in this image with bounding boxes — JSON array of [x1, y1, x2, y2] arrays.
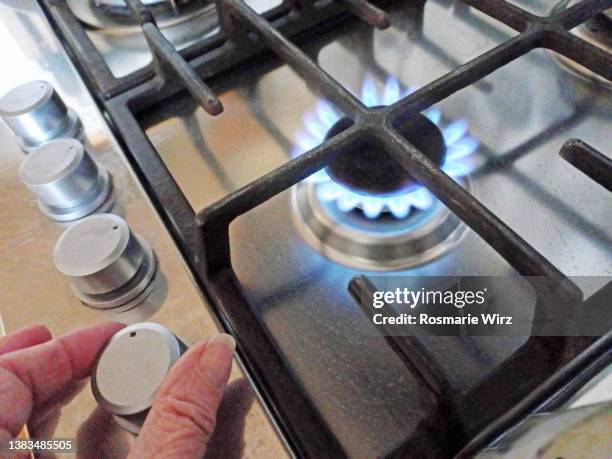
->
[[291, 178, 473, 271]]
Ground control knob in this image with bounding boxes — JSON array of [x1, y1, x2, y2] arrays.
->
[[91, 323, 187, 433], [20, 138, 112, 221], [53, 214, 157, 311], [0, 80, 82, 152]]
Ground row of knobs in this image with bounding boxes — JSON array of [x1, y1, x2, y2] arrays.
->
[[2, 82, 179, 432], [0, 81, 112, 221], [1, 81, 158, 312]]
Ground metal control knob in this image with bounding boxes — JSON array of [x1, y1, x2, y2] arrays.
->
[[0, 80, 82, 152], [20, 139, 112, 221], [92, 323, 187, 433], [53, 214, 158, 310]]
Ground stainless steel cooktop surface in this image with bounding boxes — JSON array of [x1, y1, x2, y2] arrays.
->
[[1, 0, 610, 457], [138, 1, 611, 456]]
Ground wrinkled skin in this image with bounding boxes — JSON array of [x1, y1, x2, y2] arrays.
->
[[0, 323, 249, 459]]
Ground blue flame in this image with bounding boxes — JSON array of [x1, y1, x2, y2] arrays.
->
[[293, 76, 479, 219]]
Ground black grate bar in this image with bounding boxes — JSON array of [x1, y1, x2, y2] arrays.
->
[[348, 275, 452, 399], [221, 0, 366, 114], [456, 331, 612, 458], [388, 1, 611, 118], [386, 32, 536, 116], [462, 0, 535, 31], [42, 0, 366, 100], [142, 23, 224, 115], [556, 0, 612, 29], [560, 139, 612, 192], [196, 125, 359, 224], [379, 127, 583, 299], [125, 0, 224, 115], [545, 30, 612, 81], [337, 0, 392, 29], [124, 0, 156, 23], [196, 126, 360, 272]]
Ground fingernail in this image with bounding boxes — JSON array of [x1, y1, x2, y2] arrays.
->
[[198, 333, 235, 389], [208, 333, 236, 351]]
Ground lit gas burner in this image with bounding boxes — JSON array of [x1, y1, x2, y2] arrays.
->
[[292, 76, 478, 219], [291, 76, 479, 270]]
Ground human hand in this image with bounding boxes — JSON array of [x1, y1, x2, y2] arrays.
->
[[0, 323, 246, 459]]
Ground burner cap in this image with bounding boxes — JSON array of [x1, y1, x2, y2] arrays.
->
[[324, 111, 446, 196]]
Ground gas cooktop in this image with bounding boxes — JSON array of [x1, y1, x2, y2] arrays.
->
[[5, 0, 612, 457]]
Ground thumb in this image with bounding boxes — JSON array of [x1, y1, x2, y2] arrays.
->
[[129, 333, 235, 459]]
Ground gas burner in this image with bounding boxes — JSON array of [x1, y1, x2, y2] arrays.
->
[[291, 75, 479, 270], [292, 178, 472, 271], [67, 0, 210, 35], [292, 76, 479, 220], [550, 1, 611, 87], [324, 112, 446, 196]]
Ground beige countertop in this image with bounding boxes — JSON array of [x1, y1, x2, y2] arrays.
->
[[0, 2, 288, 457]]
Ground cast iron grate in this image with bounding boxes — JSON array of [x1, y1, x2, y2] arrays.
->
[[187, 3, 611, 453], [39, 0, 612, 457]]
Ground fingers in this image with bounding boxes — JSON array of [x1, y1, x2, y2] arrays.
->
[[0, 325, 52, 355], [129, 334, 235, 459], [0, 322, 124, 439], [29, 380, 87, 439]]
